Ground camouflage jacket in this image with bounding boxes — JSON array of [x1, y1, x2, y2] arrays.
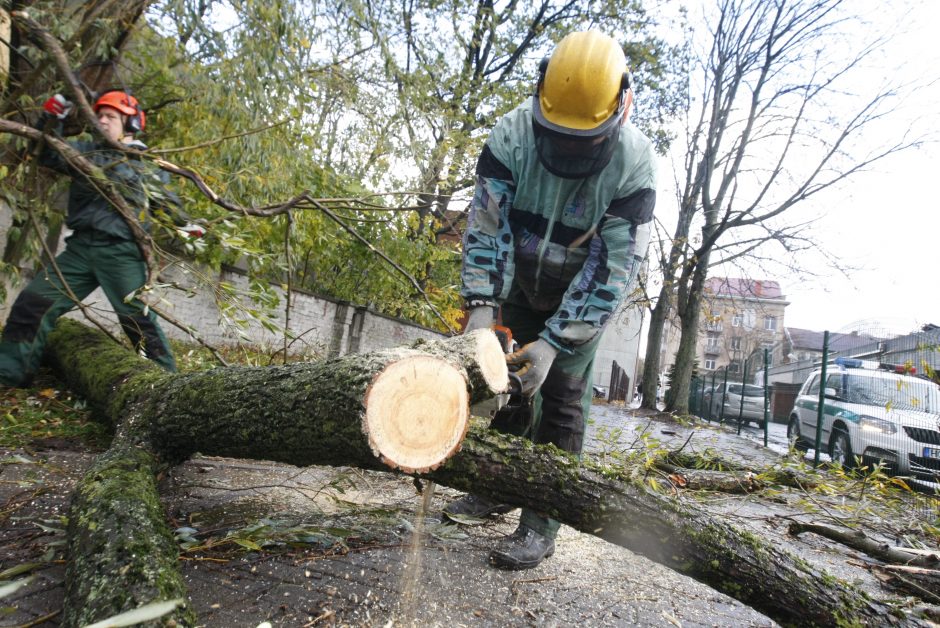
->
[[460, 99, 657, 352]]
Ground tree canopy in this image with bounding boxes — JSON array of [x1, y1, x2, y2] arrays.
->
[[1, 0, 684, 335]]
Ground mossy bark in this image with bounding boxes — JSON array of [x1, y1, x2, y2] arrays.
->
[[429, 432, 907, 626], [64, 443, 193, 628], [139, 348, 467, 469], [44, 321, 916, 627], [45, 324, 192, 626]]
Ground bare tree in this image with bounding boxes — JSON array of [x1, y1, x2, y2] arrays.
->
[[641, 0, 923, 413], [345, 0, 681, 244]]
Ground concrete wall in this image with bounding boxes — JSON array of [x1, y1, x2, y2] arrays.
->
[[593, 300, 644, 394], [50, 262, 446, 360], [1, 239, 645, 384]]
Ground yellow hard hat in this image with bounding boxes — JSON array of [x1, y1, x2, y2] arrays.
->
[[531, 31, 632, 178], [536, 31, 631, 132]]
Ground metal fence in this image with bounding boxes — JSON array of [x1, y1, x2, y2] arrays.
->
[[688, 327, 940, 519]]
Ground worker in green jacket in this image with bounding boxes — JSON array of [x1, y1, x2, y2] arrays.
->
[[445, 31, 658, 569], [0, 90, 202, 387]]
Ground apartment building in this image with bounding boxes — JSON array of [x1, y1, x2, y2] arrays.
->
[[659, 277, 790, 378]]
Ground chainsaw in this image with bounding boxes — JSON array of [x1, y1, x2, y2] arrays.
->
[[489, 325, 532, 436], [492, 325, 523, 396]]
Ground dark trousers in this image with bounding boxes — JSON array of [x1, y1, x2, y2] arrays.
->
[[0, 234, 176, 386], [490, 300, 600, 538]]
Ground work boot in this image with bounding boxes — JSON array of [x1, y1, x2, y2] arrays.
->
[[443, 494, 513, 520], [488, 524, 555, 570]]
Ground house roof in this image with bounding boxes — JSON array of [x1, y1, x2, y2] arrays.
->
[[786, 327, 884, 353], [704, 277, 785, 300]]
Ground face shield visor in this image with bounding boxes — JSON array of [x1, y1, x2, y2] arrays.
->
[[531, 94, 624, 179]]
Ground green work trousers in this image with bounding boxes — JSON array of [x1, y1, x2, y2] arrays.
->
[[491, 299, 600, 539], [0, 232, 176, 387]]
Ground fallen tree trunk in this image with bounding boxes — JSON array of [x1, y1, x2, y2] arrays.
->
[[53, 324, 507, 473], [44, 321, 922, 626], [427, 432, 909, 626], [47, 321, 506, 626], [64, 443, 192, 627]]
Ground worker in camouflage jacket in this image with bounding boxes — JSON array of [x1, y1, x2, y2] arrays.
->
[[0, 90, 203, 387], [445, 31, 657, 570]]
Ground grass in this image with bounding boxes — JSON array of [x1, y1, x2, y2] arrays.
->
[[0, 369, 109, 450], [0, 335, 321, 452]]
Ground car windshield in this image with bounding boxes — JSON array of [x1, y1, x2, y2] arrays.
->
[[842, 374, 940, 413], [728, 384, 763, 398]]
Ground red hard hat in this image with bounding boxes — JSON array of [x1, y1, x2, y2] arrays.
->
[[94, 90, 145, 131]]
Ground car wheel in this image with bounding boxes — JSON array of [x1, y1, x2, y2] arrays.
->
[[829, 428, 855, 468], [787, 416, 807, 452]]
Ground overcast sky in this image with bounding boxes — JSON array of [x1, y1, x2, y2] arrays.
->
[[652, 0, 940, 339], [779, 0, 940, 336]]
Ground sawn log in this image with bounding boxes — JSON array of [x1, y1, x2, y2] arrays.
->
[[43, 320, 919, 627]]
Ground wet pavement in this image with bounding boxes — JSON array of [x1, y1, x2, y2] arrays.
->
[[2, 400, 921, 627]]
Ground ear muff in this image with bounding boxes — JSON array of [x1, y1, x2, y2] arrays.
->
[[124, 99, 143, 134], [536, 56, 550, 92]]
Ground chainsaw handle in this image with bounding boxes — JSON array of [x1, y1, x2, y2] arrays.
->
[[507, 371, 523, 396]]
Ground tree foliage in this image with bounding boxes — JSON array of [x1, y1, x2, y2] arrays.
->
[[2, 0, 685, 336]]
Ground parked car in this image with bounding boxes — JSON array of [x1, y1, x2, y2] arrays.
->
[[787, 357, 940, 482], [704, 382, 767, 426]]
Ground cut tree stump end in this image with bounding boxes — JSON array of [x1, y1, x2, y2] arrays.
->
[[364, 355, 470, 473], [468, 328, 510, 394]]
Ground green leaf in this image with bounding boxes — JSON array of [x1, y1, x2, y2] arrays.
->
[[231, 538, 263, 551], [82, 598, 186, 628], [0, 577, 33, 599], [439, 512, 488, 526], [0, 563, 42, 580]]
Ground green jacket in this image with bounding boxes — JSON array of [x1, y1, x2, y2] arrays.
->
[[460, 99, 657, 351], [39, 128, 184, 241]]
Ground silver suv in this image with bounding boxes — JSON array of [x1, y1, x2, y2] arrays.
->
[[788, 358, 940, 483], [704, 382, 767, 427]]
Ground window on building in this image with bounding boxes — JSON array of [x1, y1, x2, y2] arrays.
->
[[765, 316, 777, 331], [728, 361, 740, 373], [705, 333, 719, 347], [732, 314, 742, 327], [730, 337, 742, 350], [704, 359, 716, 370], [743, 309, 756, 329]]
